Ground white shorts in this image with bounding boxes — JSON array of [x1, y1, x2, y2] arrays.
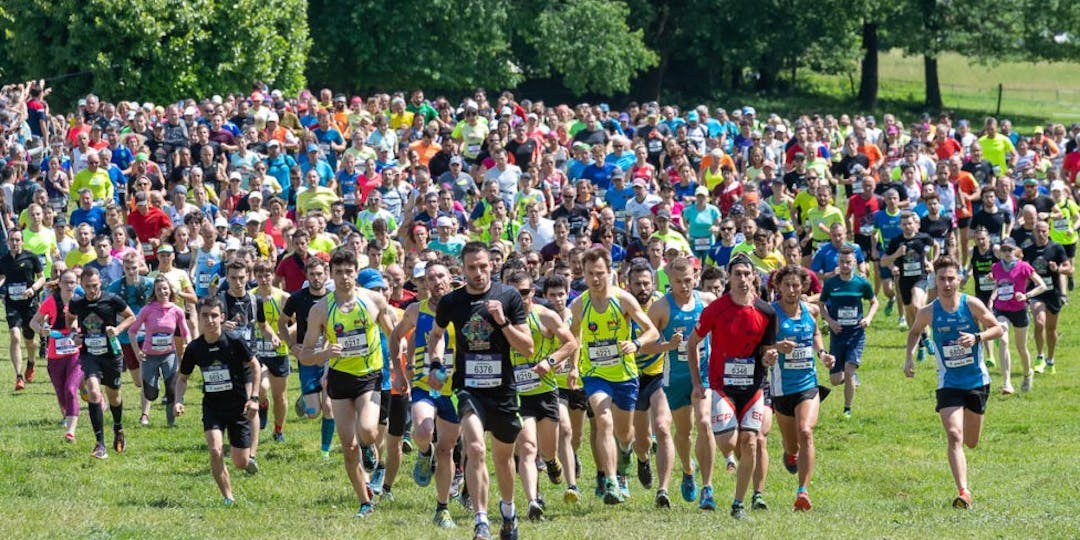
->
[[710, 389, 765, 434]]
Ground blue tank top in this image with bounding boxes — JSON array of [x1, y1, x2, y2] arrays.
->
[[661, 291, 709, 388], [769, 301, 818, 396], [931, 294, 989, 390], [380, 333, 392, 391]]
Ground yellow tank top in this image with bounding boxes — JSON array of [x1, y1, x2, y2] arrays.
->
[[634, 291, 664, 377], [324, 295, 383, 377], [413, 299, 456, 394], [511, 305, 558, 396], [578, 290, 637, 382], [253, 287, 289, 358], [555, 310, 574, 389], [703, 166, 724, 191]]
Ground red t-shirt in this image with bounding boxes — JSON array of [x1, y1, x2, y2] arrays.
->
[[846, 193, 882, 235], [1063, 151, 1080, 184], [694, 294, 776, 394], [934, 138, 962, 160], [127, 207, 173, 260], [275, 253, 309, 293], [38, 295, 77, 359]]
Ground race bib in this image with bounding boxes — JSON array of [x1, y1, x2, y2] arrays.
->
[[6, 283, 27, 300], [150, 332, 173, 353], [838, 307, 859, 326], [464, 353, 502, 388], [996, 282, 1015, 302], [513, 364, 541, 392], [338, 330, 369, 357], [85, 334, 109, 356], [852, 182, 864, 194], [723, 356, 755, 387], [467, 143, 481, 155], [344, 191, 357, 204], [859, 224, 875, 236], [978, 274, 995, 292], [693, 237, 712, 250], [784, 346, 813, 370], [941, 340, 974, 369], [54, 335, 78, 356], [142, 242, 154, 256], [1054, 218, 1069, 231], [203, 363, 234, 392], [257, 339, 278, 357], [588, 339, 620, 368], [902, 260, 923, 277], [197, 272, 212, 290]]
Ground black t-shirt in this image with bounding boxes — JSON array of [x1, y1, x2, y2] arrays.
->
[[573, 128, 609, 147], [636, 124, 671, 166], [180, 332, 254, 409], [1018, 194, 1054, 214], [68, 292, 129, 358], [969, 209, 1011, 243], [963, 159, 995, 186], [919, 214, 953, 246], [283, 287, 328, 343], [875, 181, 909, 203], [969, 246, 998, 297], [886, 233, 936, 280], [435, 281, 527, 396], [219, 290, 258, 349], [1010, 226, 1036, 250], [326, 219, 360, 237], [505, 138, 538, 171], [0, 250, 43, 304], [1022, 241, 1068, 294], [551, 204, 592, 239], [783, 170, 808, 193]]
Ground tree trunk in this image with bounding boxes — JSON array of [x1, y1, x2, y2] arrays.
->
[[924, 54, 942, 110], [857, 22, 879, 110], [731, 65, 743, 91]]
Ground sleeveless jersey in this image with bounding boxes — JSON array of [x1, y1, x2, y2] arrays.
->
[[578, 290, 636, 382], [253, 287, 289, 358], [661, 291, 709, 388], [324, 295, 383, 377], [769, 301, 818, 396], [633, 291, 665, 376], [767, 196, 795, 234], [555, 310, 574, 389], [414, 298, 456, 395], [511, 305, 559, 396], [931, 294, 990, 390]]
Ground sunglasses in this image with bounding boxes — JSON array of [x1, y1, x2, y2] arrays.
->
[[517, 288, 533, 296]]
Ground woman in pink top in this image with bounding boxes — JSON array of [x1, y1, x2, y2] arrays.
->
[[29, 270, 82, 443], [989, 238, 1049, 394], [128, 276, 191, 426]]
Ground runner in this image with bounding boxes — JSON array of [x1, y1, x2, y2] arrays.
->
[[252, 259, 291, 442], [871, 189, 903, 318], [881, 212, 936, 355], [1023, 220, 1072, 376], [30, 270, 82, 442], [174, 296, 262, 504], [427, 242, 534, 540], [0, 230, 46, 390], [545, 275, 586, 501], [300, 248, 397, 518], [989, 238, 1047, 393], [687, 253, 777, 520], [770, 265, 835, 511], [127, 275, 190, 427], [639, 257, 716, 508], [279, 257, 335, 458], [819, 246, 878, 418], [904, 256, 1004, 510], [505, 270, 578, 521], [218, 260, 268, 464], [625, 262, 667, 500], [107, 252, 154, 422], [568, 248, 659, 506], [66, 267, 137, 459]]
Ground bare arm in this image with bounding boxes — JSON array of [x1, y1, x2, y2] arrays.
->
[[903, 305, 934, 377], [621, 289, 659, 350]]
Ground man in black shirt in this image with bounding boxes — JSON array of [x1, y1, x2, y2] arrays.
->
[[0, 230, 46, 390], [969, 187, 1012, 244], [67, 267, 136, 459], [1018, 178, 1054, 217], [505, 123, 538, 171], [175, 296, 262, 506], [882, 212, 937, 360], [550, 185, 591, 241], [428, 242, 532, 540], [1023, 221, 1072, 374], [279, 258, 336, 456]]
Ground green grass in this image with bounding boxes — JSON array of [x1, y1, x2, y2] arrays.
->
[[2, 284, 1080, 538]]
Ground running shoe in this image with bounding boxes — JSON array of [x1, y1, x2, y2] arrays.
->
[[414, 449, 434, 487], [699, 485, 716, 511], [783, 453, 798, 474], [681, 473, 698, 502], [245, 457, 259, 475], [984, 355, 996, 368], [113, 427, 126, 453], [433, 508, 455, 528], [563, 485, 580, 504], [899, 316, 908, 330], [354, 502, 374, 518], [527, 499, 544, 522], [458, 485, 472, 511], [380, 487, 395, 503], [574, 454, 581, 478], [1033, 355, 1046, 374], [730, 503, 749, 520], [617, 474, 630, 498], [450, 469, 464, 498], [320, 450, 330, 460], [617, 445, 633, 476], [595, 474, 605, 498], [369, 466, 385, 495], [1047, 359, 1056, 374], [952, 489, 972, 509], [1001, 382, 1014, 395], [751, 492, 768, 510], [1021, 375, 1033, 393], [80, 385, 89, 402], [500, 516, 519, 540], [294, 394, 307, 418], [923, 337, 935, 357], [24, 366, 35, 383], [655, 488, 671, 508], [362, 445, 377, 472], [603, 478, 625, 505], [843, 408, 852, 419], [637, 458, 653, 489], [14, 376, 25, 392], [64, 432, 76, 444], [473, 522, 492, 540], [140, 414, 149, 427], [546, 457, 563, 485], [92, 443, 108, 460], [401, 434, 414, 454], [726, 454, 737, 473], [885, 298, 894, 316], [535, 456, 547, 473], [650, 434, 658, 454], [223, 497, 234, 506], [917, 346, 925, 363], [794, 491, 812, 511]]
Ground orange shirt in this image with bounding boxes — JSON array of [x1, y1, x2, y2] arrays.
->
[[952, 171, 978, 218], [858, 143, 884, 172], [697, 152, 735, 177], [409, 140, 442, 166]]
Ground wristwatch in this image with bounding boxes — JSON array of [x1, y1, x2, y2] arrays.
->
[[632, 338, 642, 350], [973, 333, 982, 345], [249, 396, 260, 403]]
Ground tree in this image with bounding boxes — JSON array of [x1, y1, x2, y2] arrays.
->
[[0, 0, 308, 107]]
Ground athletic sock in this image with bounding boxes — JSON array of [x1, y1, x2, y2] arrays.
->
[[436, 501, 448, 512], [732, 498, 743, 508], [89, 401, 105, 444], [499, 500, 515, 520], [274, 423, 283, 434], [475, 512, 488, 526], [109, 404, 123, 427], [259, 405, 268, 430], [320, 418, 335, 452], [797, 485, 807, 494]]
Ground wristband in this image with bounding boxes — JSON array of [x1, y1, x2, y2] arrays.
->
[[632, 338, 642, 350], [497, 319, 510, 329], [249, 396, 260, 402]]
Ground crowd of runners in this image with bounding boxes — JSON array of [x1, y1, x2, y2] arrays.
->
[[2, 79, 1079, 538]]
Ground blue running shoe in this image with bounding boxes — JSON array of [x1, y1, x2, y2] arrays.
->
[[681, 473, 698, 502], [699, 485, 716, 510]]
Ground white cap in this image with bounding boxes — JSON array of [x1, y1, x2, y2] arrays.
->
[[1051, 180, 1068, 192], [183, 106, 197, 116], [412, 261, 427, 279], [211, 95, 223, 104], [225, 238, 242, 251], [266, 112, 279, 123], [215, 217, 229, 228]]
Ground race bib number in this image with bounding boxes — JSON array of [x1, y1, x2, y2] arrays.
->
[[467, 143, 481, 155], [852, 182, 864, 194], [464, 353, 502, 388], [693, 237, 712, 250], [6, 283, 26, 300], [142, 242, 154, 256], [85, 334, 109, 356], [338, 331, 369, 357], [257, 339, 278, 357], [978, 274, 995, 292], [837, 307, 859, 326], [197, 273, 212, 290], [902, 260, 923, 277], [588, 339, 620, 368], [513, 364, 541, 392], [203, 364, 234, 392], [859, 224, 875, 236], [996, 282, 1015, 302], [1054, 218, 1069, 231], [723, 356, 755, 387], [344, 191, 356, 204], [150, 332, 173, 353], [784, 346, 813, 370], [941, 340, 974, 369], [54, 335, 78, 356]]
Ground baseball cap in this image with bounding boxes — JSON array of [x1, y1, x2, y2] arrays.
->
[[215, 217, 229, 228], [1000, 237, 1017, 247], [266, 112, 279, 123], [572, 142, 590, 152], [687, 111, 699, 122], [230, 216, 246, 228], [695, 186, 710, 197], [436, 216, 454, 228], [1051, 180, 1068, 192], [225, 238, 241, 251], [157, 244, 174, 254], [126, 111, 136, 121], [412, 261, 428, 279], [172, 185, 188, 195], [183, 106, 197, 116], [611, 168, 625, 179], [450, 156, 464, 166], [306, 143, 319, 153], [267, 139, 281, 148], [632, 178, 648, 189], [53, 215, 68, 227], [742, 106, 756, 116], [656, 209, 672, 220], [1023, 177, 1038, 186], [134, 153, 149, 163], [229, 171, 242, 181], [358, 268, 387, 290]]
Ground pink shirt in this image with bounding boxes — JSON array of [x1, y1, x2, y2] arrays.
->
[[129, 301, 190, 355], [990, 260, 1034, 312]]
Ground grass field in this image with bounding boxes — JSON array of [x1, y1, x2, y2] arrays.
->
[[2, 279, 1080, 539]]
